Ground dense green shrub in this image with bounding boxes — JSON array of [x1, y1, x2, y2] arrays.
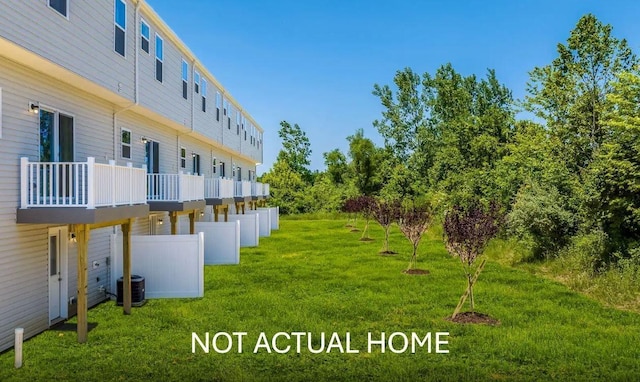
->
[[507, 182, 578, 259]]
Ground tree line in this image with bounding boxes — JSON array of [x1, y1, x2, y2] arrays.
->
[[260, 14, 640, 274]]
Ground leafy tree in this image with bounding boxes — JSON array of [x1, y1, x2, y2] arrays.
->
[[444, 203, 502, 318], [277, 121, 312, 181], [323, 149, 349, 185], [372, 199, 401, 254], [524, 14, 636, 172], [259, 159, 307, 215], [347, 129, 383, 196], [397, 204, 432, 271], [583, 71, 640, 259]]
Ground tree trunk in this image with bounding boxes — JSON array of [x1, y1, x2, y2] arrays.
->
[[360, 219, 370, 239], [468, 275, 474, 313], [384, 226, 390, 252]]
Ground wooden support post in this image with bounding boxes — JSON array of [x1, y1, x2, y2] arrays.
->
[[241, 202, 246, 214], [214, 205, 219, 222], [75, 224, 89, 343], [121, 219, 132, 315], [189, 210, 196, 234], [224, 205, 229, 222], [170, 212, 178, 235]]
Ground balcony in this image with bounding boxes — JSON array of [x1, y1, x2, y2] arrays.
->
[[147, 172, 205, 213], [234, 180, 252, 201], [17, 157, 149, 224], [204, 177, 234, 201], [251, 182, 270, 199]]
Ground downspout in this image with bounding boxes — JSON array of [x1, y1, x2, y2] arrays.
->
[[112, 0, 141, 236]]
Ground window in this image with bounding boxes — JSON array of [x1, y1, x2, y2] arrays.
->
[[114, 0, 126, 57], [140, 19, 150, 53], [236, 113, 240, 135], [192, 153, 201, 175], [220, 161, 226, 177], [181, 60, 189, 100], [39, 109, 75, 162], [180, 147, 186, 168], [201, 79, 207, 112], [155, 34, 164, 82], [236, 167, 242, 181], [121, 128, 131, 159], [49, 0, 68, 18], [228, 105, 232, 129], [216, 92, 221, 121], [194, 72, 200, 94], [212, 158, 217, 175]]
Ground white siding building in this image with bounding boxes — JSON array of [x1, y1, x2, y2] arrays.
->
[[0, 0, 268, 351]]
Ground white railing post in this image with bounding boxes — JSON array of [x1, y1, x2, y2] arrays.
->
[[178, 172, 183, 202], [109, 160, 116, 207], [127, 162, 133, 205], [87, 157, 95, 209], [20, 157, 28, 209]]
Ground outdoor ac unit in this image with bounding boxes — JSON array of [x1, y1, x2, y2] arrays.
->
[[116, 275, 146, 307]]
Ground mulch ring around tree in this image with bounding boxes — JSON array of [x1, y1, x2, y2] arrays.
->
[[402, 269, 430, 275], [359, 237, 375, 242], [447, 312, 500, 325], [379, 251, 398, 256], [350, 229, 360, 232]]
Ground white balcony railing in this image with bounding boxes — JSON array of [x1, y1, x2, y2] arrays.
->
[[204, 177, 234, 199], [147, 172, 204, 202], [251, 182, 270, 197], [234, 180, 252, 197], [20, 157, 147, 209]]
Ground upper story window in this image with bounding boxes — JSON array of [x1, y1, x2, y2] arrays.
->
[[181, 60, 189, 100], [121, 128, 131, 159], [228, 105, 232, 129], [141, 19, 150, 53], [216, 92, 221, 121], [212, 158, 217, 175], [155, 34, 164, 82], [49, 0, 68, 18], [114, 0, 127, 57], [194, 72, 200, 94], [201, 79, 207, 112], [180, 147, 186, 168], [236, 113, 240, 135]]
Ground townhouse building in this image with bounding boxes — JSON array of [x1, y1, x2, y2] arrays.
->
[[0, 0, 268, 351]]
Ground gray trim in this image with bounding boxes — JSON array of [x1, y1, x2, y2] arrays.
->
[[205, 197, 234, 206], [234, 197, 252, 203], [148, 200, 205, 212], [16, 204, 149, 224]]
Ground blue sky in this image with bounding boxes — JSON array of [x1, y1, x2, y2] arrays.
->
[[146, 0, 640, 174]]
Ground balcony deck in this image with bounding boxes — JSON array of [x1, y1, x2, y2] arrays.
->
[[17, 157, 149, 224], [147, 172, 205, 212]]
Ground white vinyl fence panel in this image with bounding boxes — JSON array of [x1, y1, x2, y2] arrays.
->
[[228, 214, 259, 247], [195, 221, 241, 265], [111, 233, 204, 298], [248, 209, 272, 237], [269, 207, 280, 230]]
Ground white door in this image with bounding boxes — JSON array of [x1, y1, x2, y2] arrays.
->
[[48, 227, 68, 324]]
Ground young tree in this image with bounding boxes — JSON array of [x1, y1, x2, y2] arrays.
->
[[397, 204, 432, 272], [354, 195, 376, 241], [342, 197, 360, 230], [277, 121, 312, 182], [444, 203, 502, 318], [372, 199, 401, 254]]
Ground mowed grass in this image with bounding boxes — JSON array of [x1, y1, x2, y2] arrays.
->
[[2, 219, 640, 381]]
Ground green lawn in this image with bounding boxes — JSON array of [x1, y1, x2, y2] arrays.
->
[[2, 219, 640, 381]]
